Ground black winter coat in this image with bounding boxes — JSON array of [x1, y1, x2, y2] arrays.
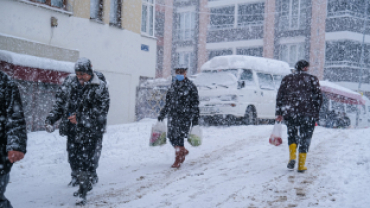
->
[[46, 73, 110, 144], [276, 71, 323, 120], [159, 78, 199, 125], [0, 71, 27, 175]]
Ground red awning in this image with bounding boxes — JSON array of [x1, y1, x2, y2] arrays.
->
[[321, 85, 365, 105]]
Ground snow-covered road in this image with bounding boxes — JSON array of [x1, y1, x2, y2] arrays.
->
[[7, 120, 370, 208]]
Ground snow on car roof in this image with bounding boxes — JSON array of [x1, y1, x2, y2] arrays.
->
[[0, 50, 75, 73], [201, 55, 291, 75]]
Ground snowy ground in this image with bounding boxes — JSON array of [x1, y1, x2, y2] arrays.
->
[[7, 120, 370, 208]]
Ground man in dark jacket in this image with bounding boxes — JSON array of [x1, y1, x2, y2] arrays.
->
[[158, 68, 200, 168], [276, 60, 322, 172], [45, 58, 110, 205], [0, 71, 27, 208]]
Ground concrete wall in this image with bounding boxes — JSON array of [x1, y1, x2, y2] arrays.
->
[[0, 0, 157, 125]]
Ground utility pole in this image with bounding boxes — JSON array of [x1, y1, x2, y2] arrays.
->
[[359, 0, 369, 92]]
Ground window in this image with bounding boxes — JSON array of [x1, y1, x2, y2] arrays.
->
[[280, 0, 306, 30], [178, 52, 194, 75], [110, 0, 122, 26], [273, 75, 283, 89], [208, 49, 233, 60], [177, 12, 196, 41], [238, 3, 264, 26], [257, 73, 275, 89], [327, 0, 370, 18], [280, 43, 305, 67], [210, 6, 235, 30], [236, 47, 263, 57], [31, 0, 66, 9], [240, 69, 255, 86], [141, 0, 155, 36], [91, 0, 103, 20]]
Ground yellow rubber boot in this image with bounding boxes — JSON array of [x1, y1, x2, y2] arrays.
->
[[298, 153, 307, 172], [289, 144, 297, 160], [287, 144, 297, 170]]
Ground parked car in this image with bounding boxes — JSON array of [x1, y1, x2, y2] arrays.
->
[[194, 55, 291, 126]]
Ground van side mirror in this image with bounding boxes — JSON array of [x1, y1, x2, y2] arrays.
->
[[237, 81, 245, 89]]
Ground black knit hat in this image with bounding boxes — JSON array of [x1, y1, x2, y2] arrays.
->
[[75, 57, 93, 75], [295, 60, 310, 71]]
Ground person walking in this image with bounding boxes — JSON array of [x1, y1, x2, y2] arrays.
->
[[45, 57, 110, 205], [275, 60, 323, 172], [0, 71, 28, 208], [158, 68, 200, 168]]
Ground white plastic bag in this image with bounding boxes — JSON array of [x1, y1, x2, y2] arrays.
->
[[149, 121, 167, 146], [188, 126, 202, 147], [269, 122, 283, 146]]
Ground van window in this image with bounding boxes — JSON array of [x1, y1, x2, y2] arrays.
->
[[273, 75, 283, 89], [346, 104, 357, 114], [240, 69, 255, 86], [257, 73, 274, 90]]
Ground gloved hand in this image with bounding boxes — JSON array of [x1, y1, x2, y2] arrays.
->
[[45, 120, 54, 133], [192, 119, 199, 126], [158, 116, 164, 122]]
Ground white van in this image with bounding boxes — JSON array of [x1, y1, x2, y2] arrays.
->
[[194, 55, 291, 125]]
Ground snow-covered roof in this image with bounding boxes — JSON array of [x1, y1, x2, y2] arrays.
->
[[320, 81, 360, 96], [0, 50, 75, 73], [201, 55, 291, 75]]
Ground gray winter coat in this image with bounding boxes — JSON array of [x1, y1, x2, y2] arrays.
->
[[46, 73, 110, 144], [0, 71, 27, 175]]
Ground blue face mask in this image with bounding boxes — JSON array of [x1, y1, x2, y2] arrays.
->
[[176, 74, 185, 81]]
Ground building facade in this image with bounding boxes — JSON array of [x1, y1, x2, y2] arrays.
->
[[0, 0, 157, 130], [158, 0, 370, 97]]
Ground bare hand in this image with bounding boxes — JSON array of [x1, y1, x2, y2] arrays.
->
[[68, 114, 77, 124], [8, 151, 25, 163], [276, 115, 283, 122]]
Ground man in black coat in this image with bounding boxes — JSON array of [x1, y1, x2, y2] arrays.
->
[[0, 71, 28, 208], [45, 58, 110, 205], [158, 68, 199, 168], [276, 60, 322, 172]]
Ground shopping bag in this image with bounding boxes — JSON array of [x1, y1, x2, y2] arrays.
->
[[149, 121, 167, 146], [269, 122, 283, 146], [188, 125, 202, 147]]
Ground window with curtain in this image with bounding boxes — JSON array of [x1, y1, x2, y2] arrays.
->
[[177, 12, 196, 41], [141, 0, 155, 36], [280, 43, 305, 67], [280, 0, 306, 31]]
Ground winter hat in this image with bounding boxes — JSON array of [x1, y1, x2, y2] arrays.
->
[[175, 68, 188, 74], [295, 60, 310, 71], [75, 57, 94, 75]]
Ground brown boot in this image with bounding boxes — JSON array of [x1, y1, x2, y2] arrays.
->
[[179, 147, 189, 163], [171, 147, 182, 168]]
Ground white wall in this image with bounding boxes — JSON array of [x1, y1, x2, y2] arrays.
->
[[0, 0, 157, 125]]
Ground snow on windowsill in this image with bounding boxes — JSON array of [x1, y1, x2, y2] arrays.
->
[[141, 34, 157, 40], [15, 0, 73, 16], [0, 50, 75, 73]]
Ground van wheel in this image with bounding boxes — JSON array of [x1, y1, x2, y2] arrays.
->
[[243, 106, 257, 125]]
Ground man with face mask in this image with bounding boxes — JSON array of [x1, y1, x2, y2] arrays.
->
[[45, 57, 110, 205], [158, 68, 200, 168]]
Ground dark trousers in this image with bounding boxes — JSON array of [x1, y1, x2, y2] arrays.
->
[[68, 131, 102, 179], [285, 117, 316, 153], [167, 117, 191, 147], [0, 174, 12, 208]]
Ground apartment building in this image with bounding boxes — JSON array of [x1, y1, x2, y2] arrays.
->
[[0, 0, 157, 130], [158, 0, 370, 97]]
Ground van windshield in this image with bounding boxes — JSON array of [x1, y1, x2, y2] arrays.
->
[[195, 69, 238, 87]]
